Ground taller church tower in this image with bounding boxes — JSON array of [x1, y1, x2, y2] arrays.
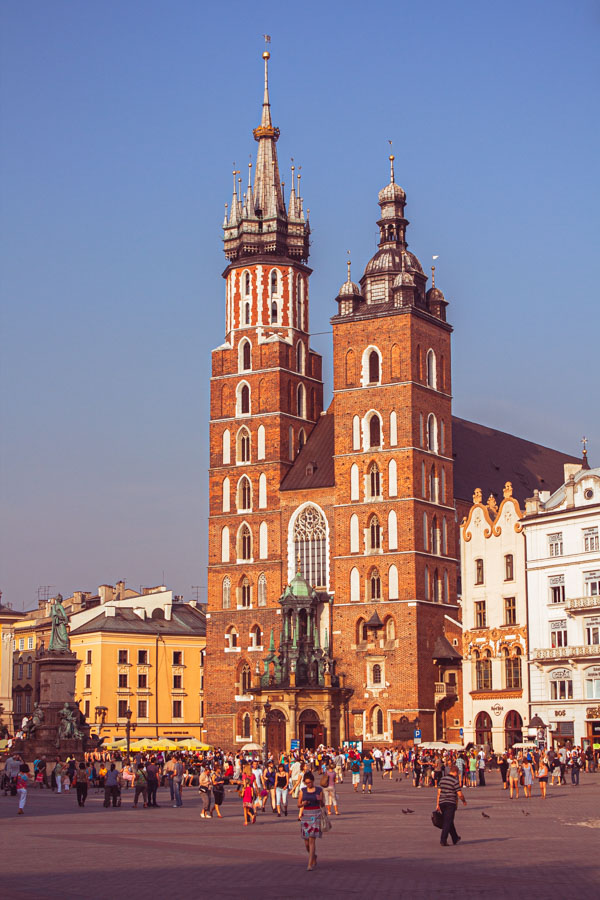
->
[[205, 52, 324, 747]]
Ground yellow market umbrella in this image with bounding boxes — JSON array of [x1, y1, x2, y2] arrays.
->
[[178, 739, 211, 751], [129, 739, 155, 751], [104, 738, 127, 751], [153, 740, 179, 752]]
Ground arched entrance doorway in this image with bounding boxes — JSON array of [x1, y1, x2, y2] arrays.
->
[[299, 709, 323, 750], [505, 710, 523, 748], [475, 711, 493, 748], [266, 710, 286, 757]]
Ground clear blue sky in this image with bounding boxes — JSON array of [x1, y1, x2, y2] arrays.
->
[[1, 0, 598, 610]]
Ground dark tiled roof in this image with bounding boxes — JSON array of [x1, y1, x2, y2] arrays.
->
[[432, 634, 462, 661], [452, 417, 579, 504], [280, 412, 336, 492], [69, 604, 206, 637]]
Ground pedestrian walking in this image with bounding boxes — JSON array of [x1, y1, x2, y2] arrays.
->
[[322, 763, 339, 815], [103, 764, 120, 808], [538, 756, 549, 799], [298, 771, 324, 871], [361, 751, 374, 794], [133, 765, 148, 807], [275, 764, 289, 817], [436, 765, 467, 846], [198, 767, 212, 819], [16, 763, 29, 815], [350, 756, 361, 792], [211, 766, 225, 818], [172, 754, 184, 807], [146, 758, 159, 807], [521, 758, 534, 799], [241, 773, 256, 825], [508, 757, 520, 799], [75, 762, 88, 806], [53, 757, 64, 793], [477, 750, 486, 787]]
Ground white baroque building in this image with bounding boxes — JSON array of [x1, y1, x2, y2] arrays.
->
[[461, 483, 529, 752], [523, 460, 600, 750]]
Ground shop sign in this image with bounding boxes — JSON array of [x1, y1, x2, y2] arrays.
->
[[549, 668, 571, 680], [491, 703, 503, 716], [585, 666, 600, 678], [586, 706, 600, 720]]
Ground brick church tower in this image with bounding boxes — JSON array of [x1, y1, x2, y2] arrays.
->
[[329, 156, 461, 744], [205, 51, 324, 747]]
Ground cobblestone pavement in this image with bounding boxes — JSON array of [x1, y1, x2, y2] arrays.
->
[[1, 771, 599, 898]]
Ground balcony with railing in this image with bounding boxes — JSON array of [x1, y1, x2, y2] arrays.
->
[[435, 682, 458, 701], [534, 644, 600, 660], [565, 596, 600, 613]]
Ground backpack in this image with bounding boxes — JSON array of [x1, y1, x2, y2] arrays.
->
[[351, 761, 360, 773]]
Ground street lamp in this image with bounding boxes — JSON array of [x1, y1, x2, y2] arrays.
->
[[125, 707, 136, 760]]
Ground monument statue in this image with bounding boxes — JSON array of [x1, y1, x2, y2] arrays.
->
[[49, 594, 70, 651], [28, 704, 44, 738], [56, 702, 82, 742]]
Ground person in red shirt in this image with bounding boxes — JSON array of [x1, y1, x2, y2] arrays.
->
[[16, 763, 29, 815]]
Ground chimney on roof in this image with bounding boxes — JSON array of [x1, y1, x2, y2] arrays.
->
[[525, 489, 541, 516], [98, 585, 114, 605], [116, 580, 125, 600]]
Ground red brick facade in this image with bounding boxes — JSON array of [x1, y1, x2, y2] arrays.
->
[[204, 55, 462, 751]]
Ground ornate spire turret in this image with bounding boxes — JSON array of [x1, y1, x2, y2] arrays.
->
[[222, 48, 310, 262]]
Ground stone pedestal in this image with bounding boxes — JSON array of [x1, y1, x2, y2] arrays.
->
[[25, 651, 88, 759]]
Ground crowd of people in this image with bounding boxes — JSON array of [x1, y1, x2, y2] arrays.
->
[[3, 740, 598, 865]]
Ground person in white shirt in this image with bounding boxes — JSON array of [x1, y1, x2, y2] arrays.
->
[[373, 747, 383, 773]]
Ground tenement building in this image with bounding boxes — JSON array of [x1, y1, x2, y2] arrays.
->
[[522, 455, 600, 750], [461, 483, 528, 752], [204, 51, 579, 753]]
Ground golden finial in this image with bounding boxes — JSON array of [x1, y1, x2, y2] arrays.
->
[[347, 249, 352, 282], [237, 176, 242, 201], [432, 255, 439, 287], [388, 139, 395, 182], [263, 33, 271, 59], [247, 159, 252, 188]]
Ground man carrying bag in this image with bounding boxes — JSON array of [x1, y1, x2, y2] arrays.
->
[[435, 765, 467, 846]]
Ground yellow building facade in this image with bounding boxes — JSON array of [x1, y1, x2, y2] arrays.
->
[[13, 584, 206, 743]]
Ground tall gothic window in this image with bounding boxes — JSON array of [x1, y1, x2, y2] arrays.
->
[[370, 568, 381, 600], [222, 577, 231, 609], [244, 271, 251, 295], [369, 515, 381, 551], [369, 414, 381, 448], [368, 350, 380, 384], [238, 476, 251, 511], [241, 664, 251, 693], [293, 505, 328, 589], [239, 526, 252, 561], [240, 576, 251, 607], [258, 573, 267, 606], [369, 462, 381, 498], [240, 384, 250, 415], [237, 428, 250, 463]]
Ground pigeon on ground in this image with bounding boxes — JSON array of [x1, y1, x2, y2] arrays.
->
[[405, 808, 414, 813], [401, 809, 408, 814], [481, 812, 490, 818], [521, 810, 530, 816]]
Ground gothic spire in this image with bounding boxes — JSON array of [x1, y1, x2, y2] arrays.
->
[[252, 50, 285, 219]]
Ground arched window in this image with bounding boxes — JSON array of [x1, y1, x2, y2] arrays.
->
[[298, 428, 306, 451], [239, 576, 251, 607], [369, 515, 381, 551], [250, 625, 262, 648], [391, 343, 401, 379], [222, 576, 231, 609], [297, 383, 306, 418], [225, 625, 238, 649], [389, 411, 398, 446], [475, 710, 493, 747], [244, 302, 250, 325], [356, 617, 367, 643], [475, 558, 484, 584], [352, 415, 361, 450], [504, 710, 523, 748], [388, 458, 397, 497], [222, 477, 230, 512], [423, 512, 428, 551], [346, 349, 356, 386], [368, 350, 380, 384], [350, 514, 359, 553], [475, 650, 492, 691], [244, 271, 251, 296], [296, 341, 305, 373], [419, 413, 424, 447], [429, 465, 436, 501], [351, 463, 360, 500], [505, 647, 522, 689], [388, 510, 398, 550], [427, 414, 437, 453], [296, 275, 303, 328], [239, 525, 252, 561], [237, 427, 250, 464], [424, 565, 430, 600], [257, 424, 265, 460], [440, 467, 446, 502], [426, 349, 436, 388], [221, 526, 230, 563], [293, 505, 328, 589], [442, 518, 448, 555], [271, 300, 278, 323], [505, 554, 514, 581], [238, 476, 252, 511], [373, 707, 384, 736], [421, 461, 426, 498], [433, 568, 441, 602], [259, 521, 268, 559], [258, 473, 267, 508], [350, 567, 360, 602], [370, 568, 381, 600], [241, 663, 252, 693], [388, 564, 398, 600], [385, 616, 396, 641], [237, 383, 250, 416], [372, 663, 382, 685], [242, 712, 251, 738], [239, 339, 251, 372], [443, 570, 449, 603], [258, 573, 267, 607], [222, 429, 231, 465], [288, 425, 294, 460], [430, 517, 439, 555], [270, 270, 278, 294], [369, 462, 381, 498], [440, 420, 445, 454], [369, 414, 381, 448]]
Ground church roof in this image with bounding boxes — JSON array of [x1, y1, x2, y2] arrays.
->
[[432, 634, 462, 661], [281, 412, 579, 502], [280, 412, 335, 492], [451, 417, 580, 504]]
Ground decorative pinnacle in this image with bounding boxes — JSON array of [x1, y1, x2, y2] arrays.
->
[[347, 249, 352, 282], [388, 140, 395, 183], [431, 255, 439, 287]]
